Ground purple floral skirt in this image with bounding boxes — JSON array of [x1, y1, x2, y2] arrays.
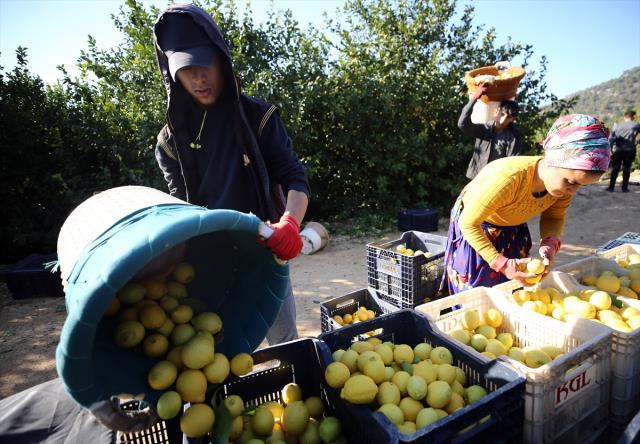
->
[[442, 196, 532, 295]]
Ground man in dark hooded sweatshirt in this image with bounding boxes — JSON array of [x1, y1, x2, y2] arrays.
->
[[153, 4, 310, 345]]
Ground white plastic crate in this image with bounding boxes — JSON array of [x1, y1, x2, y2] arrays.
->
[[497, 272, 640, 434], [415, 286, 612, 444], [597, 243, 640, 263]]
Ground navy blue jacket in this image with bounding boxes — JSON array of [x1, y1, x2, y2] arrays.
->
[[153, 4, 309, 221]]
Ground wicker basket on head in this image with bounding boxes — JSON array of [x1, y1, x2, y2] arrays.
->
[[465, 63, 526, 103]]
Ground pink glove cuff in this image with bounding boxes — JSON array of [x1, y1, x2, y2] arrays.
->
[[490, 253, 509, 272]]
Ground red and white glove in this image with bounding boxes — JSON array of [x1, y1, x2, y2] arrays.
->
[[491, 254, 535, 285], [471, 83, 488, 102], [539, 236, 561, 277], [262, 214, 303, 261]]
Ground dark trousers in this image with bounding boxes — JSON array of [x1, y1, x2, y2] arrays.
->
[[609, 149, 636, 191]]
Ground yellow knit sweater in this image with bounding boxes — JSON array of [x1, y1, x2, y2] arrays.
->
[[459, 156, 572, 265]]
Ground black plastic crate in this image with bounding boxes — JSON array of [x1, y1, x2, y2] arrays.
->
[[367, 231, 446, 310], [117, 400, 182, 444], [318, 310, 526, 444], [0, 253, 64, 299], [320, 288, 384, 333], [189, 338, 391, 444], [398, 208, 439, 232]]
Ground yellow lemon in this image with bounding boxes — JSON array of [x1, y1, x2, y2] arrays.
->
[[484, 309, 503, 328], [157, 390, 182, 420], [393, 344, 415, 365], [281, 401, 310, 435], [416, 407, 439, 429], [596, 274, 621, 293], [450, 329, 471, 345], [541, 345, 563, 359], [413, 342, 433, 360], [407, 375, 428, 401], [339, 349, 359, 373], [430, 346, 453, 365], [589, 291, 612, 310], [391, 371, 411, 395], [180, 403, 215, 438], [203, 353, 230, 384], [181, 336, 214, 369], [485, 339, 507, 357], [318, 417, 342, 443], [113, 321, 145, 348], [461, 309, 480, 330], [527, 259, 545, 275], [167, 281, 188, 299], [230, 352, 254, 376], [378, 404, 404, 425], [445, 392, 465, 414], [176, 369, 207, 403], [166, 346, 184, 369], [413, 361, 438, 384], [475, 325, 496, 340], [147, 360, 178, 391], [340, 375, 378, 404], [281, 383, 303, 405], [117, 282, 146, 304], [139, 304, 167, 329], [496, 332, 513, 349], [170, 305, 194, 324], [223, 394, 244, 418], [426, 381, 452, 409], [252, 406, 275, 436], [399, 397, 423, 423], [191, 312, 223, 334], [325, 362, 351, 389], [464, 385, 487, 404], [524, 349, 552, 368], [173, 262, 195, 284], [304, 396, 325, 419], [171, 323, 196, 346], [142, 333, 169, 358]]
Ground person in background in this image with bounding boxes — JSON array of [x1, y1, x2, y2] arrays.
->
[[458, 83, 524, 180], [443, 114, 611, 294], [608, 110, 639, 192], [153, 4, 310, 344]]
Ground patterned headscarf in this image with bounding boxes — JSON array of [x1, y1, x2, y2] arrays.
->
[[542, 114, 611, 171]]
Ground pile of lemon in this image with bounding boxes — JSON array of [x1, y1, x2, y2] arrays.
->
[[105, 262, 255, 438], [217, 383, 347, 443], [324, 338, 490, 435], [513, 285, 640, 333], [447, 308, 564, 368], [332, 306, 381, 337], [580, 262, 640, 300]]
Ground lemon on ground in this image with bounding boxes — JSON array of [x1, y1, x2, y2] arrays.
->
[[113, 321, 145, 348], [378, 404, 404, 425], [143, 333, 169, 357], [325, 362, 351, 389], [203, 353, 230, 384], [157, 390, 182, 420], [148, 360, 178, 391], [173, 262, 195, 284], [230, 352, 254, 376], [375, 381, 400, 406], [340, 374, 378, 404], [252, 406, 275, 436], [281, 383, 303, 405], [318, 417, 342, 443], [117, 282, 146, 304], [416, 408, 439, 429], [413, 342, 432, 360], [223, 394, 244, 418], [393, 344, 414, 365], [281, 401, 310, 436], [176, 369, 207, 402], [430, 346, 453, 365], [484, 309, 503, 328], [461, 309, 480, 330], [180, 403, 215, 438]]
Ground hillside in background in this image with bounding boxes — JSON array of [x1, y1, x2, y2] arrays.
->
[[566, 66, 640, 122]]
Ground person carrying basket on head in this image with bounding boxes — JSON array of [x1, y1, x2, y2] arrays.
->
[[443, 114, 611, 294]]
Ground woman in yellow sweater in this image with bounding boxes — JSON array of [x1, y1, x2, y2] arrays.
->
[[444, 114, 611, 294]]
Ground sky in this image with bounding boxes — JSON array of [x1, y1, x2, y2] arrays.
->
[[1, 0, 639, 99]]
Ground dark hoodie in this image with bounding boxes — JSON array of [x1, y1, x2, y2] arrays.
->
[[153, 4, 309, 221]]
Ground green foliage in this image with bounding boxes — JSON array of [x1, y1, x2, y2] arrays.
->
[[1, 0, 571, 261]]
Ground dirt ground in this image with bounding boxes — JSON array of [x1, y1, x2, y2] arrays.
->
[[1, 177, 639, 399]]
